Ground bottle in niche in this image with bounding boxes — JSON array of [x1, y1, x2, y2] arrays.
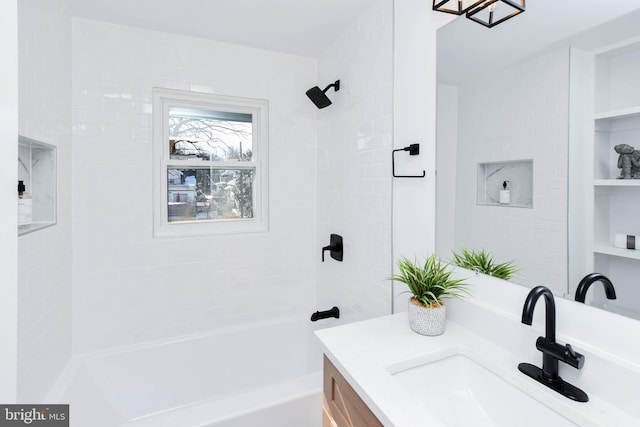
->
[[18, 180, 32, 228], [499, 181, 511, 204]]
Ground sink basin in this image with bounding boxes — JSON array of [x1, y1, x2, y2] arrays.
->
[[389, 352, 577, 427]]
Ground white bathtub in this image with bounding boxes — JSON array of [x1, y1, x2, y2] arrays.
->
[[46, 317, 323, 427]]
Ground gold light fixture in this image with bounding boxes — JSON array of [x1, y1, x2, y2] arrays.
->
[[466, 0, 526, 28], [433, 0, 525, 28]]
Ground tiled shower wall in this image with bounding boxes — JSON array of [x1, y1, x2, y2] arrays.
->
[[315, 0, 394, 323], [71, 19, 319, 354], [17, 0, 73, 401], [452, 48, 570, 295], [0, 0, 19, 403]]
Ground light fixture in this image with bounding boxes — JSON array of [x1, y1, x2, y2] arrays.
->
[[466, 0, 526, 28], [432, 0, 486, 15], [432, 0, 525, 28]]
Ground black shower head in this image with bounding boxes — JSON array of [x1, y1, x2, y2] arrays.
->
[[306, 80, 340, 109]]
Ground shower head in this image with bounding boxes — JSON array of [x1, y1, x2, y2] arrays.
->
[[306, 80, 340, 109]]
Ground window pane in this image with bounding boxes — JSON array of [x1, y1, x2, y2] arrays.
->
[[169, 108, 253, 161], [167, 167, 254, 222]]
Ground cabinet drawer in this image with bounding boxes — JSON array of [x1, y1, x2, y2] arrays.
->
[[323, 355, 383, 427]]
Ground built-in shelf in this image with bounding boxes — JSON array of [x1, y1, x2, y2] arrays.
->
[[19, 222, 56, 235], [477, 159, 533, 208], [589, 37, 640, 302], [18, 136, 56, 236], [594, 179, 640, 186], [592, 104, 640, 180], [594, 106, 640, 121], [569, 35, 640, 317], [593, 245, 640, 260], [594, 36, 640, 114]]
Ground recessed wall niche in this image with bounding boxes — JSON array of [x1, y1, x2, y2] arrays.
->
[[18, 136, 57, 235], [477, 159, 533, 208]]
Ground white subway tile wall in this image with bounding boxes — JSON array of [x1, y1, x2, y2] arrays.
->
[[316, 0, 394, 323], [18, 0, 73, 401], [71, 18, 319, 353], [0, 0, 19, 403], [18, 0, 396, 373], [453, 48, 570, 294]]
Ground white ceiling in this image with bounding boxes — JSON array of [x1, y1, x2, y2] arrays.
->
[[438, 0, 640, 85], [65, 0, 640, 75], [65, 0, 378, 57]]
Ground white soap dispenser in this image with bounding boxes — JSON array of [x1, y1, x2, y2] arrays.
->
[[499, 181, 511, 204], [18, 180, 32, 228]]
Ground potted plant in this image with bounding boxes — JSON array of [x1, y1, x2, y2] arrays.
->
[[390, 255, 470, 336], [451, 248, 519, 280]]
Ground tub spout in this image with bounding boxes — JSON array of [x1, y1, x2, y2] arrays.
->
[[311, 307, 340, 322]]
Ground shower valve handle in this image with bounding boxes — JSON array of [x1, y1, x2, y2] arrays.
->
[[322, 234, 343, 262]]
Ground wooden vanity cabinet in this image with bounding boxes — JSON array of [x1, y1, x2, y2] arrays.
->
[[322, 355, 383, 427]]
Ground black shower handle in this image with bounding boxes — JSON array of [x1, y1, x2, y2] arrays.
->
[[322, 234, 343, 262]]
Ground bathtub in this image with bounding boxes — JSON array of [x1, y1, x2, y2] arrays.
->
[[46, 317, 323, 427]]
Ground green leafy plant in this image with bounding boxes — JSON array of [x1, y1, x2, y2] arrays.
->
[[390, 255, 470, 308], [451, 248, 519, 280]]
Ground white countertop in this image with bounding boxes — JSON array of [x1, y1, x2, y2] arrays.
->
[[314, 272, 640, 427]]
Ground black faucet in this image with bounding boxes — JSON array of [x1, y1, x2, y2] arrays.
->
[[575, 273, 616, 303], [517, 286, 589, 402]]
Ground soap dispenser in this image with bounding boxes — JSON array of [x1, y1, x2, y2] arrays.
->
[[499, 181, 511, 204], [18, 180, 32, 228]]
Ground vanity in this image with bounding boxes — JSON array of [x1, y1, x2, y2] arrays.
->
[[315, 271, 640, 427]]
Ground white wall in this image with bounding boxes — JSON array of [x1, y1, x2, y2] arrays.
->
[[313, 0, 453, 320], [17, 0, 73, 401], [8, 0, 459, 388], [451, 48, 570, 295], [392, 0, 453, 312], [435, 84, 459, 256], [315, 0, 394, 324], [67, 0, 450, 352], [71, 19, 318, 353], [0, 0, 19, 404]]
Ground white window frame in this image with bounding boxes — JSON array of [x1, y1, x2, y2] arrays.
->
[[153, 88, 269, 237]]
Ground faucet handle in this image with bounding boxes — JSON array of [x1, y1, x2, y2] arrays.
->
[[321, 234, 343, 262], [536, 338, 585, 370], [564, 344, 585, 370]]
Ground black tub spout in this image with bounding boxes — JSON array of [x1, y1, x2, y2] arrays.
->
[[311, 306, 340, 322]]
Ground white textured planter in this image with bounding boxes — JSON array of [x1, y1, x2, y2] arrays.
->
[[407, 298, 446, 336]]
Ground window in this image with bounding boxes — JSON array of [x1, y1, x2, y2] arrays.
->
[[153, 88, 268, 237]]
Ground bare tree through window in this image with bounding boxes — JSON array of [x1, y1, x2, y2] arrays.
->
[[167, 108, 255, 221]]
